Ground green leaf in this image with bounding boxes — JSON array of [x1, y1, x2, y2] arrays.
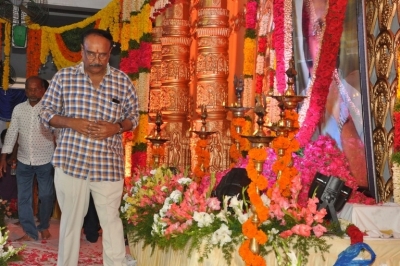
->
[[245, 29, 257, 39], [132, 142, 147, 152], [394, 102, 400, 112], [392, 152, 400, 164], [61, 22, 96, 52]]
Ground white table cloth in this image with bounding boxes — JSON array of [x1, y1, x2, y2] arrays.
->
[[338, 203, 400, 238], [130, 237, 400, 266]]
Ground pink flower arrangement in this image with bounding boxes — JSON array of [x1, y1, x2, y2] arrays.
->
[[161, 181, 221, 236], [293, 135, 375, 206], [260, 175, 330, 265], [202, 135, 375, 209]]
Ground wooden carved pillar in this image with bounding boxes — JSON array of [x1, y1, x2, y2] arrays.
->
[[149, 16, 163, 116], [160, 1, 192, 169], [194, 0, 230, 172]]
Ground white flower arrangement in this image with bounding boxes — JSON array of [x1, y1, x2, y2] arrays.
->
[[0, 227, 24, 265]]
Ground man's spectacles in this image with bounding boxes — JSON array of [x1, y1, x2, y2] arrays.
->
[[84, 49, 110, 61]]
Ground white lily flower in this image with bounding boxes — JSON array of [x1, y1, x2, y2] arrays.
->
[[177, 177, 192, 185], [261, 194, 271, 206], [193, 212, 214, 227], [211, 224, 232, 247], [169, 190, 182, 203], [216, 210, 228, 223]]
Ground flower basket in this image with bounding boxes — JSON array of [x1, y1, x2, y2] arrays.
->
[[392, 162, 400, 204]]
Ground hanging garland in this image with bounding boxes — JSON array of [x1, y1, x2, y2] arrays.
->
[[193, 139, 210, 181], [239, 147, 268, 266], [120, 0, 153, 170], [296, 0, 348, 146], [60, 21, 97, 52], [229, 118, 246, 166], [26, 0, 121, 74], [271, 110, 300, 197], [393, 46, 400, 165], [26, 28, 42, 77], [0, 18, 11, 91], [255, 0, 273, 95], [120, 3, 152, 80], [150, 0, 176, 20], [242, 0, 258, 108]]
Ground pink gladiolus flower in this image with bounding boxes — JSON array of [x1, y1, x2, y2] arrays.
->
[[269, 203, 285, 220], [307, 197, 319, 213], [280, 230, 293, 238], [207, 197, 221, 211], [313, 208, 327, 223], [291, 224, 312, 237], [290, 175, 302, 199], [312, 224, 327, 238]]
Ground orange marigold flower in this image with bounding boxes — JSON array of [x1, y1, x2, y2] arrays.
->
[[248, 148, 267, 161], [255, 229, 268, 244], [242, 220, 258, 238]]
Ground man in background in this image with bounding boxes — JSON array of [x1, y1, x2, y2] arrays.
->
[[0, 76, 55, 241]]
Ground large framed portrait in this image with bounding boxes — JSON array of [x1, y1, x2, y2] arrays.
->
[[292, 0, 377, 199]]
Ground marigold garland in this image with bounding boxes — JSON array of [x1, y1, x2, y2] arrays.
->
[[26, 28, 42, 77], [240, 146, 269, 266], [271, 109, 301, 197], [239, 239, 266, 266], [27, 0, 121, 72], [241, 0, 258, 108], [0, 18, 11, 90], [193, 139, 211, 181], [125, 140, 133, 178], [120, 1, 153, 170], [229, 118, 246, 166], [121, 22, 131, 51], [133, 113, 149, 146], [55, 34, 82, 63]]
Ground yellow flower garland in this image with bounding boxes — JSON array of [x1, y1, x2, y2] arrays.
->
[[243, 38, 256, 76], [133, 114, 149, 146], [0, 18, 11, 90], [121, 22, 131, 51], [130, 3, 152, 42], [28, 0, 121, 70], [125, 141, 133, 177]]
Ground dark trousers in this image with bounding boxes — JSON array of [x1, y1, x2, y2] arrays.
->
[[83, 193, 100, 242]]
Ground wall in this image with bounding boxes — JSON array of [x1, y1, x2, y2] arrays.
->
[[48, 0, 109, 10]]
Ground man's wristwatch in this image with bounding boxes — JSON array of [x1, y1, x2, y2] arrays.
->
[[117, 122, 123, 135]]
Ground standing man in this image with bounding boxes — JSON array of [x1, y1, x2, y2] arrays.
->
[[0, 76, 55, 241], [40, 29, 139, 266]]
